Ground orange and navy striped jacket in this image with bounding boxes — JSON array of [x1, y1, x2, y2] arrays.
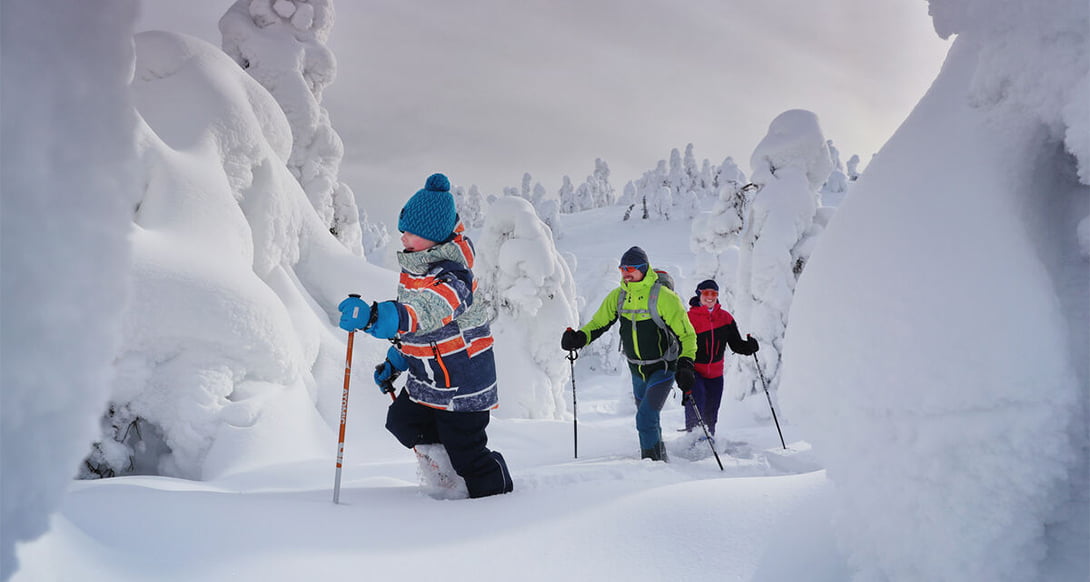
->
[[391, 223, 497, 412]]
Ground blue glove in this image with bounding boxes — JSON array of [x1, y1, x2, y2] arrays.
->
[[365, 301, 400, 339], [374, 346, 409, 393], [338, 295, 370, 331], [385, 346, 408, 371]]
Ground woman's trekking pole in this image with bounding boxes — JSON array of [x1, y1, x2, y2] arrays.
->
[[752, 352, 787, 449], [567, 348, 579, 458], [332, 325, 357, 504], [684, 397, 724, 471]]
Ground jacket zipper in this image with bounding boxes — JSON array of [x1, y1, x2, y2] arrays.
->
[[430, 342, 452, 387]]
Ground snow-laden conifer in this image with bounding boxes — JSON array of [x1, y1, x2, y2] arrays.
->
[[219, 0, 378, 255], [474, 197, 579, 418], [724, 109, 831, 401]]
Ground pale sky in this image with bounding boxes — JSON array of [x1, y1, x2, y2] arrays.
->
[[137, 0, 951, 227]]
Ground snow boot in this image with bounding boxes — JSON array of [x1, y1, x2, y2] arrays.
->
[[414, 444, 469, 499], [641, 441, 669, 462]]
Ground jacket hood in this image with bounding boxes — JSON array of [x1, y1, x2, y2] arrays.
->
[[397, 221, 474, 275]]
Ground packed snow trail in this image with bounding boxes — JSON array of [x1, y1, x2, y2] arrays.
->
[[13, 367, 839, 582]]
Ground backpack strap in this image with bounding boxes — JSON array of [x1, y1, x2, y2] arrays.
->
[[617, 282, 680, 365], [648, 283, 680, 362]]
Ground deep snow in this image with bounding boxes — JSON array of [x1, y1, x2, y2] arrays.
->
[[3, 1, 1088, 581]]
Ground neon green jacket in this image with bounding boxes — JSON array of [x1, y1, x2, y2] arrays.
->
[[579, 269, 697, 379]]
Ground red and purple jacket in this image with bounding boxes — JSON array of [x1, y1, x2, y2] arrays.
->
[[686, 302, 755, 378]]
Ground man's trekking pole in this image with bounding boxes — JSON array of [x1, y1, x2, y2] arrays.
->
[[332, 326, 357, 504], [752, 351, 787, 450], [683, 395, 724, 471], [566, 348, 579, 458]]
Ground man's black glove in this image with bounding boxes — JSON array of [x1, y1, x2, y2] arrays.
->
[[675, 357, 695, 396], [743, 334, 759, 355], [561, 327, 587, 351]]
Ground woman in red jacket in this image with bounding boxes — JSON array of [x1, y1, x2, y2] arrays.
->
[[684, 280, 758, 436]]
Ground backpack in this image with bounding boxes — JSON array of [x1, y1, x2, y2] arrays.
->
[[616, 269, 680, 366]]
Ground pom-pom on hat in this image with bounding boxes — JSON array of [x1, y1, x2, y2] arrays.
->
[[398, 173, 457, 243], [696, 279, 719, 292], [619, 246, 650, 275]]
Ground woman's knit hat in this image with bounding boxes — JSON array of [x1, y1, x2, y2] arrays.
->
[[692, 279, 719, 306], [398, 173, 457, 243]]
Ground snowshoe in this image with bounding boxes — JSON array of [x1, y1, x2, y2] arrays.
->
[[414, 444, 468, 499], [673, 431, 715, 461]]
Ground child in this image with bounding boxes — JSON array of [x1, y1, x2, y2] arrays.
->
[[338, 173, 512, 499]]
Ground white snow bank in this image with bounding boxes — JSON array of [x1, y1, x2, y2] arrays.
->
[[94, 31, 395, 482], [0, 2, 140, 579], [781, 31, 1088, 582]]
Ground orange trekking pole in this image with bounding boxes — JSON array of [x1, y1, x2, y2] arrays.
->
[[332, 327, 356, 504]]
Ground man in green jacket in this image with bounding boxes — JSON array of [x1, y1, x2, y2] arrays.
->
[[561, 246, 697, 461]]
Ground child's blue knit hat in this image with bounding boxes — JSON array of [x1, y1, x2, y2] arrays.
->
[[399, 173, 457, 243]]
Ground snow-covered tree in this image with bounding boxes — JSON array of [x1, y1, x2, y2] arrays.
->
[[666, 148, 685, 194], [682, 143, 700, 193], [360, 205, 390, 254], [690, 179, 754, 281], [558, 176, 576, 214], [699, 158, 715, 197], [474, 197, 579, 419], [648, 185, 673, 220], [219, 0, 368, 255], [725, 109, 832, 403], [617, 180, 636, 206], [677, 187, 700, 220], [625, 145, 736, 222], [537, 198, 562, 240], [575, 180, 595, 211], [454, 183, 486, 228], [520, 172, 533, 201], [527, 182, 562, 239], [591, 158, 615, 207], [820, 139, 850, 207], [714, 156, 746, 191], [79, 31, 390, 483], [631, 160, 669, 220], [531, 182, 547, 206], [846, 154, 861, 181]]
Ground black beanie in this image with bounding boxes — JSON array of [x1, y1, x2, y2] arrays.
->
[[693, 279, 719, 306], [696, 279, 719, 292], [619, 246, 650, 274]]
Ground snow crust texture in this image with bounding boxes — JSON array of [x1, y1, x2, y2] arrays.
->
[[782, 3, 1090, 579]]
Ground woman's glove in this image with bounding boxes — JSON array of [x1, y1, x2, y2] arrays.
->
[[743, 334, 759, 355]]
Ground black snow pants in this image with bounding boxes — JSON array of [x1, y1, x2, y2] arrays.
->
[[385, 390, 513, 498]]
